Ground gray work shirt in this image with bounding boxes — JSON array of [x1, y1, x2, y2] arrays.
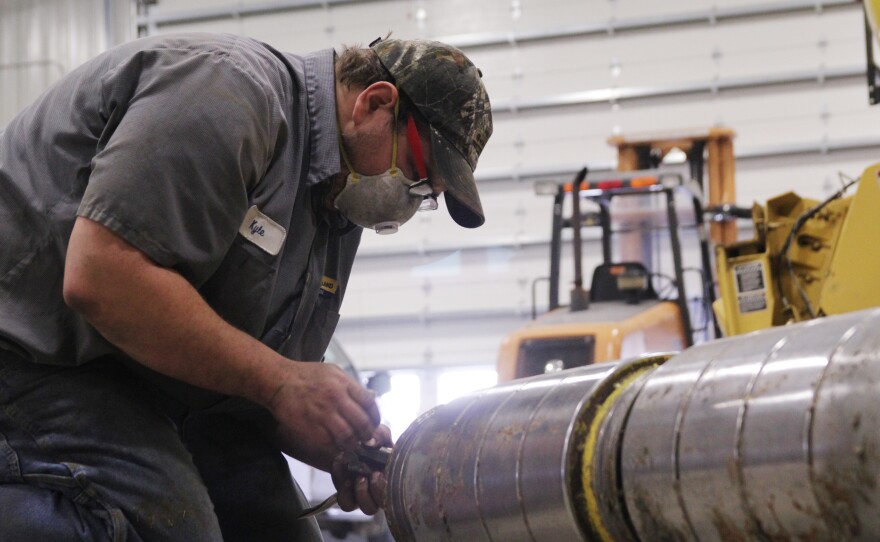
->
[[0, 34, 362, 381]]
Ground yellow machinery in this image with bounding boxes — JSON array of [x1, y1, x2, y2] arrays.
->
[[714, 162, 880, 336], [497, 167, 709, 382], [498, 130, 738, 383], [497, 298, 685, 382], [708, 3, 880, 334]]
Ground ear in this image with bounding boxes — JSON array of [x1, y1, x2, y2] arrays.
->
[[351, 82, 398, 125]]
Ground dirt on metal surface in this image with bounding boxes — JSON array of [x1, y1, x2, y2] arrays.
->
[[627, 485, 690, 542]]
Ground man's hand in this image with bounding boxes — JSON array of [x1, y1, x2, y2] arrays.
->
[[330, 425, 393, 515], [272, 362, 381, 471]]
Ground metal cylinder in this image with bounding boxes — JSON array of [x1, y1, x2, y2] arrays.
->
[[385, 356, 667, 542], [386, 308, 880, 541], [620, 308, 880, 541]]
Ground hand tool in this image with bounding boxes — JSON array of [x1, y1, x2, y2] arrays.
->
[[296, 445, 392, 519]]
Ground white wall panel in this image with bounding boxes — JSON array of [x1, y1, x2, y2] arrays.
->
[[336, 311, 528, 369], [508, 0, 598, 30], [344, 244, 545, 318], [484, 80, 877, 173], [429, 0, 516, 36], [156, 18, 246, 36], [469, 9, 864, 109], [147, 0, 230, 13], [241, 10, 340, 51], [0, 0, 131, 127], [149, 1, 426, 49], [612, 0, 717, 19]]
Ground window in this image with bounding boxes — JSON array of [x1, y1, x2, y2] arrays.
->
[[436, 367, 497, 405], [376, 372, 421, 442]]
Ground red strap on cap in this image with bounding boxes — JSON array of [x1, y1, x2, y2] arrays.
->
[[407, 115, 428, 181]]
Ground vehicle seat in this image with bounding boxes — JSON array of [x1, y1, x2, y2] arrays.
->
[[589, 262, 657, 303]]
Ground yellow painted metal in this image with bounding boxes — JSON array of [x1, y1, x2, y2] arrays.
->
[[714, 163, 880, 336], [578, 353, 670, 542], [496, 301, 684, 382], [580, 370, 644, 542], [713, 250, 777, 336], [822, 163, 880, 315]]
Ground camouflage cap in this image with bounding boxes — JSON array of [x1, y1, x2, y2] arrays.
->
[[372, 38, 493, 228]]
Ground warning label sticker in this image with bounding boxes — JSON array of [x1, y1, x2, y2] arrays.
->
[[738, 292, 768, 313], [733, 261, 768, 314], [735, 261, 765, 293]]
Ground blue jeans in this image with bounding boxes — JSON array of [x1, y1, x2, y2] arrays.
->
[[0, 350, 322, 541]]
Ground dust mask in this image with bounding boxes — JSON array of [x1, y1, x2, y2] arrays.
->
[[333, 102, 422, 234]]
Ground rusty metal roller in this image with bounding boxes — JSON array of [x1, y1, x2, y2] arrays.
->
[[620, 308, 880, 541], [384, 354, 668, 542], [384, 308, 880, 541]]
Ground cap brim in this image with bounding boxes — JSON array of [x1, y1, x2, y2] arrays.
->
[[429, 125, 484, 228]]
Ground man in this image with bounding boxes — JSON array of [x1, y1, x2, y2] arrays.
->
[[0, 33, 492, 541]]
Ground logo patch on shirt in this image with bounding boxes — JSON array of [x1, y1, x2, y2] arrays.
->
[[239, 206, 286, 255], [320, 276, 339, 295]]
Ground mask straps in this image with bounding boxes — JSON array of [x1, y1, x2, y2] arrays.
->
[[338, 130, 359, 180], [337, 92, 401, 180]]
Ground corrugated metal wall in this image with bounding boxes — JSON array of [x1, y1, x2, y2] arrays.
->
[[0, 0, 131, 127]]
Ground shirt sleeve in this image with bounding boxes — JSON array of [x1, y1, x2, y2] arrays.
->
[[78, 46, 282, 286]]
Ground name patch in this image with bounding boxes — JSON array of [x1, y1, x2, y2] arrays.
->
[[320, 276, 339, 294], [239, 206, 286, 255]]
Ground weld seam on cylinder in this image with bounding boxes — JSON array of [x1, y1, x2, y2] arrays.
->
[[732, 334, 790, 538], [474, 383, 528, 542], [806, 321, 859, 530], [670, 348, 720, 541], [441, 393, 494, 540], [672, 335, 758, 540], [583, 371, 646, 542], [515, 379, 563, 542], [580, 355, 671, 542]]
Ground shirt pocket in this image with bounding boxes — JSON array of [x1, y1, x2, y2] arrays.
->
[[199, 235, 277, 338]]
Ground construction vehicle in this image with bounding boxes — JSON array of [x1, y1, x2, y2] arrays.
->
[[713, 162, 880, 336], [496, 165, 717, 381]]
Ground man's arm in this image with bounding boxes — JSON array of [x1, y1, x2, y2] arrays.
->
[[63, 216, 380, 464]]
